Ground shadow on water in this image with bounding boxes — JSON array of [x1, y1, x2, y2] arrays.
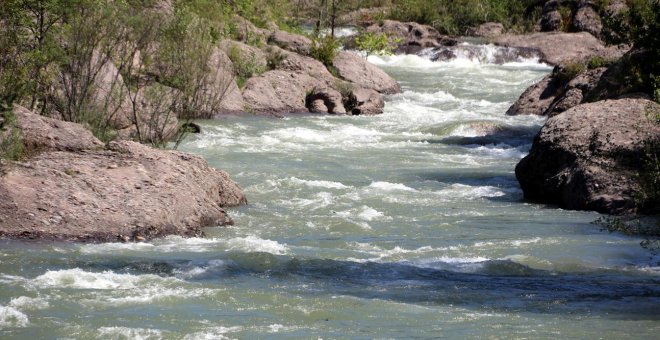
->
[[78, 255, 660, 319], [422, 122, 540, 148]]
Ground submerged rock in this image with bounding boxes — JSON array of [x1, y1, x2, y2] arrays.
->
[[515, 99, 660, 214], [0, 108, 247, 242]]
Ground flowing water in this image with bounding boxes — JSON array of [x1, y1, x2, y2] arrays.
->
[[1, 45, 659, 339]]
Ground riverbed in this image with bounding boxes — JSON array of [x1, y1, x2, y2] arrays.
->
[[1, 44, 658, 339]]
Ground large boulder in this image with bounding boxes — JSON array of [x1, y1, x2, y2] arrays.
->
[[0, 141, 246, 242], [349, 88, 385, 116], [332, 51, 400, 94], [546, 67, 606, 116], [242, 70, 324, 115], [493, 32, 625, 65], [506, 75, 562, 116], [207, 47, 245, 115], [516, 99, 660, 214], [306, 86, 346, 114], [540, 0, 563, 32], [10, 105, 104, 153], [268, 30, 313, 55], [267, 46, 336, 86], [571, 1, 603, 37]]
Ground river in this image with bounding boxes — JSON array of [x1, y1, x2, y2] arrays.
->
[[1, 44, 659, 339]]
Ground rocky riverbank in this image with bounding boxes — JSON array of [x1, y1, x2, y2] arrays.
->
[[0, 107, 247, 242]]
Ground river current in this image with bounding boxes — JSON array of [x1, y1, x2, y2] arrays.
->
[[1, 45, 659, 339]]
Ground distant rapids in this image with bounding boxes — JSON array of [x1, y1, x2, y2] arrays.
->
[[1, 43, 658, 339]]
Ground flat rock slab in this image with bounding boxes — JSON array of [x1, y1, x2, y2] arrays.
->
[[493, 32, 625, 65], [0, 140, 247, 242]]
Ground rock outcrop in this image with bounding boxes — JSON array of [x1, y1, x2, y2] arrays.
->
[[305, 86, 346, 114], [0, 107, 247, 242], [507, 66, 607, 116], [540, 0, 563, 32], [242, 70, 322, 115], [467, 22, 504, 38], [493, 32, 625, 65], [11, 105, 105, 153], [546, 67, 606, 116], [364, 20, 458, 54], [506, 75, 562, 116], [515, 99, 660, 214], [333, 51, 401, 94], [349, 88, 385, 116], [571, 1, 603, 38], [268, 30, 313, 55]]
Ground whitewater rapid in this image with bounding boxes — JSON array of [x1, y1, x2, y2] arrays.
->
[[1, 44, 658, 339]]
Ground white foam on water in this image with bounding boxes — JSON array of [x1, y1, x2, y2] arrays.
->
[[99, 287, 217, 306], [9, 296, 49, 310], [350, 242, 439, 261], [368, 53, 440, 69], [174, 260, 228, 279], [0, 305, 29, 327], [288, 177, 351, 189], [182, 326, 243, 340], [434, 184, 506, 199], [31, 268, 173, 290], [337, 206, 390, 222], [283, 191, 335, 211], [224, 235, 289, 255], [367, 181, 418, 192], [97, 326, 163, 340]]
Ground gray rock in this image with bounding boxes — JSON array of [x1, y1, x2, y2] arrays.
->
[[242, 70, 323, 115], [350, 88, 385, 116], [516, 98, 660, 214], [306, 86, 346, 114], [540, 10, 563, 32], [268, 30, 313, 55], [467, 22, 504, 38], [493, 32, 626, 65], [364, 20, 458, 53], [11, 105, 105, 153], [571, 2, 603, 37], [0, 119, 247, 242], [506, 75, 561, 116], [333, 51, 400, 94]]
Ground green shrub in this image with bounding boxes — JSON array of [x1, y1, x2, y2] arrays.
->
[[310, 36, 342, 67], [355, 32, 399, 58], [587, 56, 613, 69], [555, 62, 586, 83], [227, 45, 266, 88], [0, 107, 25, 161], [265, 47, 287, 70]]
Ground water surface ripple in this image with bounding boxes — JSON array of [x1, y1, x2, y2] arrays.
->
[[1, 46, 659, 339]]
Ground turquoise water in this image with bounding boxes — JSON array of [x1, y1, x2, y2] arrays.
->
[[1, 46, 658, 339]]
